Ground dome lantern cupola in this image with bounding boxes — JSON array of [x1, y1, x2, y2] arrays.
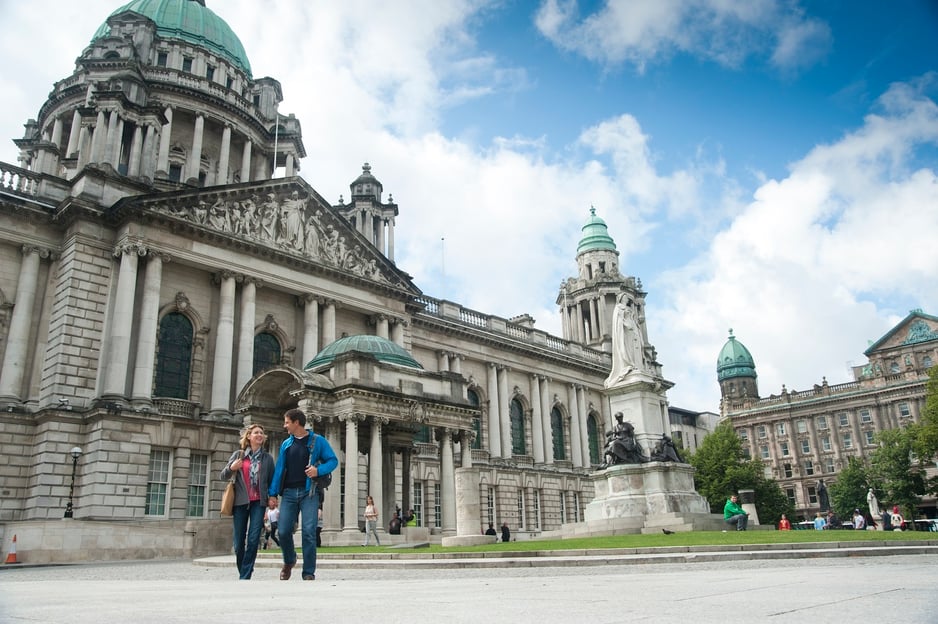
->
[[717, 329, 759, 399]]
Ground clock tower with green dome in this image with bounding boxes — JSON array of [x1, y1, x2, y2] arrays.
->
[[717, 330, 759, 402]]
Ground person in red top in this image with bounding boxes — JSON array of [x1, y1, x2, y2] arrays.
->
[[778, 513, 792, 531]]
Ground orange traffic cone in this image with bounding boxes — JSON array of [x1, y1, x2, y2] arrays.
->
[[5, 534, 18, 564]]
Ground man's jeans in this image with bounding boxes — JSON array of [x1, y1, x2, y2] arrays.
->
[[278, 486, 320, 577], [726, 513, 748, 531], [232, 499, 266, 579]]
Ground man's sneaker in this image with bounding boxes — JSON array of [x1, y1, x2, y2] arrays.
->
[[302, 574, 315, 581]]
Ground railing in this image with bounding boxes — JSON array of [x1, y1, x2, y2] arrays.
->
[[153, 398, 200, 418], [460, 308, 487, 328], [414, 442, 438, 459], [0, 162, 41, 197]]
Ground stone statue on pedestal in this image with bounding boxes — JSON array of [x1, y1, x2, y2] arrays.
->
[[605, 295, 646, 387], [600, 412, 647, 467], [650, 434, 684, 463]]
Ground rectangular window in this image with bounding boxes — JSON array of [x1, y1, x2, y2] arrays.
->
[[487, 487, 496, 526], [825, 458, 835, 473], [517, 489, 526, 531], [186, 453, 208, 517], [801, 439, 811, 454], [785, 488, 796, 505], [776, 422, 786, 436], [226, 76, 233, 89], [742, 446, 751, 459], [864, 430, 875, 446], [817, 415, 828, 430], [737, 429, 748, 441], [860, 409, 872, 423], [796, 419, 807, 434], [760, 445, 770, 459], [843, 433, 853, 449], [821, 436, 831, 452], [560, 491, 567, 524], [533, 490, 541, 530], [807, 486, 818, 504], [780, 442, 790, 457], [168, 163, 183, 182], [573, 492, 581, 523], [182, 56, 193, 72], [763, 465, 773, 479], [156, 52, 168, 67], [783, 463, 793, 478], [145, 449, 171, 516], [838, 412, 849, 427], [433, 483, 442, 528], [757, 425, 767, 439], [804, 460, 814, 476], [206, 65, 215, 81], [413, 482, 423, 526], [898, 403, 911, 418]]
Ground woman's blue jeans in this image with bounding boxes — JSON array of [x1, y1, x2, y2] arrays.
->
[[232, 499, 266, 579]]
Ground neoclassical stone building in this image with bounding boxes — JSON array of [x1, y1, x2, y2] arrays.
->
[[719, 311, 938, 519], [0, 0, 710, 560]]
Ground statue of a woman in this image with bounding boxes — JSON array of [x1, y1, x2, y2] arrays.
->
[[605, 295, 646, 387], [867, 487, 880, 518]]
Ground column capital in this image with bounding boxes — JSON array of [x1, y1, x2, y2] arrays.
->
[[211, 270, 240, 284], [113, 240, 147, 258], [338, 412, 364, 424], [371, 415, 390, 427], [242, 276, 263, 289], [21, 244, 54, 260]]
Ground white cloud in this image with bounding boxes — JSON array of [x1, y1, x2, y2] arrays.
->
[[534, 0, 831, 73]]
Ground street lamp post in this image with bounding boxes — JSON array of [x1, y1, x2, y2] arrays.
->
[[64, 446, 82, 519]]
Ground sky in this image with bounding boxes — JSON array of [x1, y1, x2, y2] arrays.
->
[[1, 0, 937, 413]]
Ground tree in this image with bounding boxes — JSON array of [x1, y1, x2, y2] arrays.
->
[[869, 426, 925, 523], [828, 457, 870, 519], [912, 365, 938, 495], [689, 421, 793, 524]]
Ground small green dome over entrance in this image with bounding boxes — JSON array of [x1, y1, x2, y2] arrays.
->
[[92, 0, 252, 76], [576, 207, 617, 254], [717, 330, 757, 381], [305, 335, 423, 370]]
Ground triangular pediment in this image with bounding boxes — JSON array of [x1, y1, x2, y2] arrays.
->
[[110, 178, 418, 293], [864, 310, 938, 356]]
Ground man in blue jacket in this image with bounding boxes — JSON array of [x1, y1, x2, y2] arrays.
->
[[270, 408, 338, 581]]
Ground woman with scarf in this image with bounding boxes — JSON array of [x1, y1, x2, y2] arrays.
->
[[221, 424, 275, 579]]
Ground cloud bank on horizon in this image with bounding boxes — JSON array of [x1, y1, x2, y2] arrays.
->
[[1, 0, 935, 413]]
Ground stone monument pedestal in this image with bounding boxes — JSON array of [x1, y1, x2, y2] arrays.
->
[[605, 374, 670, 452], [442, 467, 495, 547], [572, 462, 724, 536]]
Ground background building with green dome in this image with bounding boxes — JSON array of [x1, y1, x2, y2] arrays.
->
[[0, 0, 715, 561], [718, 312, 938, 520]]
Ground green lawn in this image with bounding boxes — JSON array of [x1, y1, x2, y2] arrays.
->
[[304, 528, 937, 555]]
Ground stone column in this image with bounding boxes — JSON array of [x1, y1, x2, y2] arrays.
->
[[589, 297, 598, 341], [368, 416, 387, 538], [322, 420, 342, 536], [497, 366, 511, 458], [577, 386, 590, 466], [540, 376, 552, 464], [127, 124, 143, 176], [102, 242, 146, 399], [438, 351, 449, 372], [188, 114, 204, 182], [217, 124, 231, 184], [529, 374, 544, 463], [342, 414, 361, 534], [439, 429, 457, 537], [131, 252, 167, 405], [377, 219, 386, 256], [301, 295, 319, 367], [451, 354, 462, 376], [156, 106, 172, 174], [285, 153, 295, 176], [104, 110, 120, 167], [209, 272, 236, 415], [401, 448, 412, 514], [460, 430, 473, 467], [141, 125, 157, 178], [390, 319, 404, 347], [568, 383, 583, 467], [387, 217, 395, 261], [322, 300, 336, 347], [597, 294, 607, 338], [76, 125, 91, 169], [65, 110, 82, 157], [235, 278, 257, 393], [90, 110, 107, 164], [0, 246, 46, 401], [375, 315, 389, 340], [240, 139, 252, 183], [486, 363, 501, 457]]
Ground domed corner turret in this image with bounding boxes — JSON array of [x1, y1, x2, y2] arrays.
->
[[349, 162, 384, 202], [575, 206, 620, 281], [717, 329, 759, 400]]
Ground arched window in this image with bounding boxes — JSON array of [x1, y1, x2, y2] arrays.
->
[[253, 332, 281, 375], [468, 389, 482, 450], [510, 399, 526, 455], [154, 313, 193, 398], [587, 414, 601, 465], [551, 407, 566, 460]]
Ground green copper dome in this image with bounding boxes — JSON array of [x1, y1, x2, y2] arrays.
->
[[576, 207, 617, 254], [305, 335, 423, 371], [717, 330, 757, 381], [92, 0, 252, 76]]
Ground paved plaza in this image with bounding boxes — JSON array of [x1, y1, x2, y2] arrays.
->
[[0, 554, 935, 623]]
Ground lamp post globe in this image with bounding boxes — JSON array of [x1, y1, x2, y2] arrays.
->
[[64, 446, 83, 518]]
